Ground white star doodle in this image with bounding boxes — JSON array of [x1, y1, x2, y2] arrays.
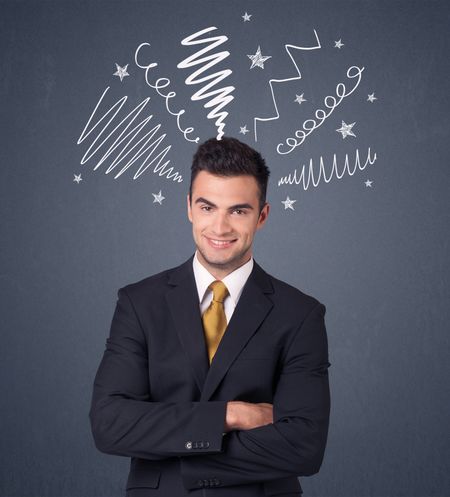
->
[[334, 39, 344, 49], [242, 12, 252, 22], [336, 121, 356, 139], [247, 46, 272, 69], [113, 63, 129, 82], [239, 125, 249, 135], [152, 190, 165, 204], [294, 93, 307, 105], [367, 93, 377, 103], [281, 196, 297, 210], [73, 174, 82, 184], [365, 179, 373, 187]]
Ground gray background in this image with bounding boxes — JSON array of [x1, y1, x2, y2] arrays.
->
[[1, 1, 449, 496]]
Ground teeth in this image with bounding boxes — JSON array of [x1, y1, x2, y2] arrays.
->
[[210, 239, 231, 246]]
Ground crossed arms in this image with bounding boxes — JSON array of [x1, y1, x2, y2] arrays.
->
[[89, 288, 330, 489]]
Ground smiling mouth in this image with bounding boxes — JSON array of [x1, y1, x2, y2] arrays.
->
[[205, 237, 237, 248]]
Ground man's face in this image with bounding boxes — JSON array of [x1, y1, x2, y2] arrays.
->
[[187, 171, 269, 279]]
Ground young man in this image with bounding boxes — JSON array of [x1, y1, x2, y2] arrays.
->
[[89, 137, 330, 496]]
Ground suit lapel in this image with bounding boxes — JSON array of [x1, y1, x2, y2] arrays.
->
[[165, 258, 209, 393], [200, 262, 274, 402]]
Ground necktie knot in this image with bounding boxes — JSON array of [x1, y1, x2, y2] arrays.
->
[[209, 280, 229, 303]]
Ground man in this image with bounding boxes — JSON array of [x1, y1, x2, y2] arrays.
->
[[89, 137, 330, 496]]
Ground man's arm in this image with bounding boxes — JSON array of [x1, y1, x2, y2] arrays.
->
[[89, 288, 227, 460], [180, 302, 330, 489], [225, 401, 273, 431]]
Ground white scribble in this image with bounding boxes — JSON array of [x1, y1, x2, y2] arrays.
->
[[277, 147, 377, 190], [294, 93, 307, 105], [242, 12, 252, 22], [276, 65, 364, 155], [281, 196, 297, 210], [334, 39, 344, 49], [253, 30, 321, 142], [152, 190, 165, 204], [365, 179, 373, 187], [247, 46, 272, 69], [367, 93, 377, 102], [113, 64, 129, 82], [336, 121, 356, 139], [239, 125, 249, 135], [73, 174, 82, 183], [177, 26, 235, 141], [135, 43, 199, 144], [77, 86, 182, 182]]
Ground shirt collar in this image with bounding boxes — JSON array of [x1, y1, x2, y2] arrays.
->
[[192, 251, 254, 306]]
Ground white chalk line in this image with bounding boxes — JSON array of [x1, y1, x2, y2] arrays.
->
[[77, 87, 182, 182], [254, 29, 321, 142], [277, 147, 377, 190], [178, 26, 235, 140], [135, 43, 200, 144], [277, 65, 364, 155]]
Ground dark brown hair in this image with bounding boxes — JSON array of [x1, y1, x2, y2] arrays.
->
[[190, 137, 270, 211]]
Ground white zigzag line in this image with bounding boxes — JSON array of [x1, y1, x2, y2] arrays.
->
[[253, 29, 321, 142], [178, 26, 234, 141]]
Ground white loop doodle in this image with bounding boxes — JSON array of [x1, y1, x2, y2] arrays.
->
[[135, 43, 200, 144], [277, 65, 365, 155]]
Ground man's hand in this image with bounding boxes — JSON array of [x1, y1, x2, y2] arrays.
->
[[224, 401, 273, 432]]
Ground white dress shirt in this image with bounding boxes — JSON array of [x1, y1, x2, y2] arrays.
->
[[192, 251, 254, 323]]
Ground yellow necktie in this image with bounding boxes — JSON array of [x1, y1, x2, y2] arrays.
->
[[202, 280, 229, 363]]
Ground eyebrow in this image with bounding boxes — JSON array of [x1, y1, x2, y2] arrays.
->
[[195, 197, 254, 210]]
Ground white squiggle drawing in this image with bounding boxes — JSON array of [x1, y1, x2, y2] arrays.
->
[[77, 86, 182, 182], [177, 26, 235, 141], [253, 30, 321, 142], [277, 65, 364, 155], [277, 147, 377, 189], [135, 43, 199, 144]]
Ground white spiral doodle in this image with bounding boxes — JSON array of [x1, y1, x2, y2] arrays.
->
[[277, 65, 364, 155], [178, 26, 235, 140], [277, 148, 377, 189], [77, 87, 182, 182]]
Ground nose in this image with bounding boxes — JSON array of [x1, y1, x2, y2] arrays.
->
[[212, 211, 231, 235]]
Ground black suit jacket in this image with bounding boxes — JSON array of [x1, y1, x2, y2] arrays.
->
[[89, 257, 330, 496]]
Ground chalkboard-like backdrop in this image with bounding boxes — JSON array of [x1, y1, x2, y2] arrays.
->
[[1, 1, 449, 496]]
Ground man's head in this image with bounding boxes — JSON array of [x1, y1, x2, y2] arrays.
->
[[187, 137, 271, 279]]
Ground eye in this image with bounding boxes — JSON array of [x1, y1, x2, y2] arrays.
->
[[201, 205, 212, 212], [232, 209, 245, 215]]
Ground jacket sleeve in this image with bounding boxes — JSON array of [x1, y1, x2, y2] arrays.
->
[[180, 302, 331, 489], [89, 288, 227, 460]]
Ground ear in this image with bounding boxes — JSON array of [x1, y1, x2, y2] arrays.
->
[[187, 194, 193, 223], [256, 203, 270, 230]]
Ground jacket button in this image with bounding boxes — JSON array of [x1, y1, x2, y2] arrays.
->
[[185, 441, 193, 449]]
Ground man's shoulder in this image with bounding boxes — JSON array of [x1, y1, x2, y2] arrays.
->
[[256, 263, 325, 313], [119, 258, 192, 298]]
